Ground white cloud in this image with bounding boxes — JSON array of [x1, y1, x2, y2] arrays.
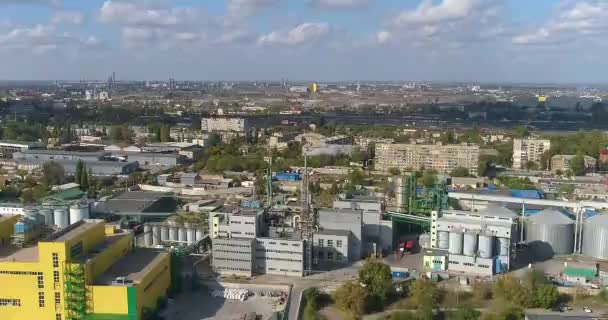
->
[[51, 11, 85, 25], [0, 24, 101, 53], [258, 22, 330, 45], [216, 29, 256, 45], [513, 1, 608, 46], [394, 0, 477, 26], [306, 0, 368, 10], [98, 0, 198, 27], [0, 0, 61, 6], [227, 0, 281, 17], [376, 30, 392, 44]]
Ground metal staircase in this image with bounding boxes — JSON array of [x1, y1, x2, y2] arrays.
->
[[64, 263, 86, 320]]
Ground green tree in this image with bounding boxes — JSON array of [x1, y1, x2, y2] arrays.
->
[[75, 160, 84, 187], [87, 168, 97, 199], [389, 167, 401, 176], [558, 184, 575, 198], [570, 152, 586, 176], [80, 164, 89, 191], [453, 304, 480, 320], [160, 125, 171, 142], [421, 169, 438, 188], [513, 125, 530, 138], [526, 161, 539, 171], [20, 189, 35, 204], [358, 259, 393, 310], [347, 168, 365, 186], [41, 161, 65, 187], [450, 166, 469, 177], [409, 279, 440, 320], [333, 281, 367, 317]]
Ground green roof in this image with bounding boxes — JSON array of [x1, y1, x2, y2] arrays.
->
[[44, 187, 85, 202], [564, 267, 597, 279]]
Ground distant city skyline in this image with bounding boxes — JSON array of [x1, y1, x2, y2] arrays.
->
[[0, 0, 607, 83]]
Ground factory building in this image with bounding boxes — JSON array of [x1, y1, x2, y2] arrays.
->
[[210, 208, 305, 277], [0, 219, 171, 320], [551, 154, 597, 174], [13, 149, 109, 162], [428, 206, 518, 276], [512, 138, 551, 169], [333, 197, 393, 254], [313, 230, 350, 268], [317, 208, 363, 261], [109, 151, 179, 167], [375, 143, 479, 176], [92, 191, 179, 222], [201, 117, 250, 133], [0, 141, 44, 159], [15, 158, 140, 176]]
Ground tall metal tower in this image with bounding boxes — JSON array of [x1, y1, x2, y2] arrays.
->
[[300, 155, 313, 275]]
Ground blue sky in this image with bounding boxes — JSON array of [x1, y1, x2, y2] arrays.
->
[[0, 0, 607, 83]]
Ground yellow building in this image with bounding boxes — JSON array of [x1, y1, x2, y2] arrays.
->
[[0, 218, 171, 320]]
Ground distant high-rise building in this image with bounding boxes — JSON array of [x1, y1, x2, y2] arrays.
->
[[375, 143, 480, 176], [512, 138, 551, 169], [201, 117, 250, 133]]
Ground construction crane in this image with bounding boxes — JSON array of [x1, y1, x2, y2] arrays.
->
[[300, 155, 314, 275]]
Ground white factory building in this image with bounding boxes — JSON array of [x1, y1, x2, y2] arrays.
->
[[427, 206, 519, 276]]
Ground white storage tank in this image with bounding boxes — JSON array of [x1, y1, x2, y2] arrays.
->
[[161, 226, 169, 242], [179, 228, 187, 242], [478, 234, 493, 258], [144, 225, 153, 247], [69, 204, 89, 225], [187, 229, 195, 244], [170, 227, 178, 241], [418, 233, 431, 249], [40, 208, 54, 225], [152, 225, 161, 246], [195, 229, 204, 243], [525, 209, 574, 255], [438, 231, 449, 249], [497, 237, 510, 256], [582, 215, 608, 260], [463, 233, 477, 257], [54, 208, 69, 229], [448, 231, 464, 255]]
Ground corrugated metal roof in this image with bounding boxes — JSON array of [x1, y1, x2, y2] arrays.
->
[[564, 267, 597, 279], [511, 189, 542, 199], [477, 205, 518, 219], [528, 209, 573, 225]]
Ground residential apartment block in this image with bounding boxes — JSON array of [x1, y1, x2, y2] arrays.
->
[[201, 117, 250, 133], [512, 138, 551, 169], [375, 143, 480, 176]]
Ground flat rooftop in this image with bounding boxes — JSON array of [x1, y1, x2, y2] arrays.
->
[[95, 248, 167, 285], [51, 220, 103, 242], [0, 245, 38, 262], [105, 191, 177, 215]]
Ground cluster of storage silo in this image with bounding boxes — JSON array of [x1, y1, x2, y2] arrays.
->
[[49, 204, 90, 229], [143, 222, 206, 247], [525, 209, 574, 256], [442, 228, 508, 258], [582, 215, 608, 260]]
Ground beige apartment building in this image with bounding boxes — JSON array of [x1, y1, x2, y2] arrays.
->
[[375, 143, 480, 176], [512, 138, 551, 169]]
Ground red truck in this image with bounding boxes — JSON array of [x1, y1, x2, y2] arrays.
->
[[397, 240, 415, 259]]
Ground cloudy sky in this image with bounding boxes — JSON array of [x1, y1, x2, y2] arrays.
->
[[0, 0, 607, 83]]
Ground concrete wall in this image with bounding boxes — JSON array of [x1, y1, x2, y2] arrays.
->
[[318, 209, 363, 261], [212, 238, 254, 277], [447, 254, 493, 276], [313, 233, 350, 266]]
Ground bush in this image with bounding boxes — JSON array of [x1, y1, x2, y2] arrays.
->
[[493, 271, 559, 309], [333, 281, 367, 317]]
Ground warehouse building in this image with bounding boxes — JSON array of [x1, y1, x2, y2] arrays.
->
[[0, 141, 44, 159], [375, 143, 480, 176], [317, 208, 363, 261], [13, 149, 109, 162], [15, 158, 140, 176], [428, 206, 519, 276], [0, 219, 171, 320], [93, 191, 179, 221], [110, 151, 179, 167]]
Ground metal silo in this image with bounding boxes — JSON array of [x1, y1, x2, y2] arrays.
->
[[497, 237, 510, 256], [187, 228, 195, 244], [152, 225, 161, 246], [448, 231, 463, 255], [478, 233, 493, 258], [161, 226, 169, 242], [40, 208, 53, 226], [525, 209, 574, 255], [69, 204, 88, 225], [195, 229, 204, 243], [179, 228, 187, 242], [463, 233, 477, 257], [170, 227, 178, 241], [54, 208, 69, 229], [438, 231, 449, 249], [144, 225, 153, 247], [582, 215, 608, 260]]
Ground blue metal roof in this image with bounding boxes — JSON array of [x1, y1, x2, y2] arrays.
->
[[511, 189, 542, 199]]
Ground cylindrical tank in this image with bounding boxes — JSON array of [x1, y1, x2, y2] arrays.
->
[[582, 215, 608, 260], [40, 208, 53, 225], [54, 208, 69, 229], [170, 227, 178, 241], [179, 228, 187, 242], [152, 225, 161, 246], [195, 229, 204, 243], [187, 229, 195, 244], [463, 233, 477, 257], [161, 226, 169, 242], [419, 233, 431, 249], [69, 204, 89, 225], [448, 232, 463, 255], [525, 209, 574, 255], [144, 225, 153, 247], [498, 237, 510, 256], [438, 231, 449, 249], [478, 234, 493, 258]]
